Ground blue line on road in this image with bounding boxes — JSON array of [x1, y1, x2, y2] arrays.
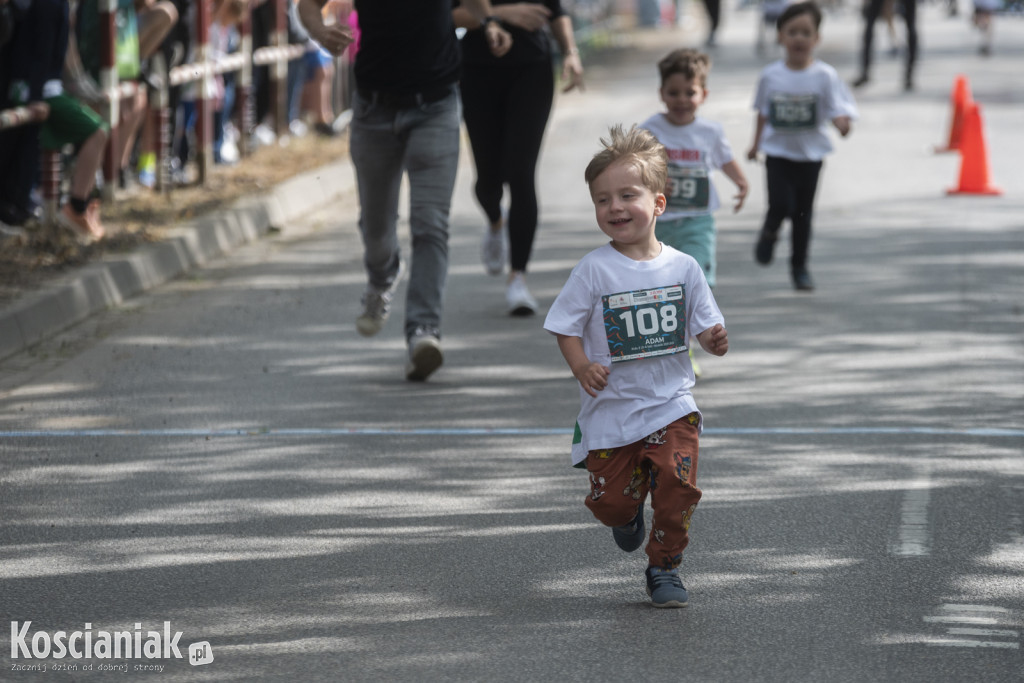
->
[[1, 427, 1022, 438]]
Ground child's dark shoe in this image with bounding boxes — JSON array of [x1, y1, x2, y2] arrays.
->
[[754, 230, 777, 265], [792, 268, 815, 291], [645, 566, 689, 608], [612, 506, 645, 552]]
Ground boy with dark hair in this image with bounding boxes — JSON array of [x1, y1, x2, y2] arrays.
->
[[747, 1, 857, 291]]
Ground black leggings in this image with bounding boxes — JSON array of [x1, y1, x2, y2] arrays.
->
[[460, 60, 554, 273], [860, 0, 918, 79], [762, 156, 822, 272]]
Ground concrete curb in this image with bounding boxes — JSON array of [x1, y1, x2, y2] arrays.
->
[[0, 158, 354, 362]]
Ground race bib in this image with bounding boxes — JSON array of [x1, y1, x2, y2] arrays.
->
[[603, 285, 687, 363], [666, 166, 710, 211], [769, 94, 817, 130]]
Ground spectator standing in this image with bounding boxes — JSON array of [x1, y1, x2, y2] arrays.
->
[[297, 0, 511, 381], [972, 0, 999, 56], [2, 0, 108, 240], [452, 0, 583, 316], [0, 0, 40, 227], [852, 0, 918, 91]]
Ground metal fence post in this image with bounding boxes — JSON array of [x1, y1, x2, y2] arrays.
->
[[98, 0, 120, 200], [194, 0, 213, 183]]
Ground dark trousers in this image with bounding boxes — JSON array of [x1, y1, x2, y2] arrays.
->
[[762, 156, 822, 272], [459, 60, 553, 273], [702, 0, 721, 33], [860, 0, 918, 81]]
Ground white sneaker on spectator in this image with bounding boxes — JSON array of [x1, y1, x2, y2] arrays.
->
[[252, 123, 276, 149], [405, 326, 443, 381], [481, 227, 505, 276], [506, 273, 537, 317], [356, 260, 405, 337]]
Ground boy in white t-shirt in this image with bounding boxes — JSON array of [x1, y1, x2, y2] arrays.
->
[[641, 48, 748, 292], [747, 1, 857, 291], [543, 125, 729, 608]]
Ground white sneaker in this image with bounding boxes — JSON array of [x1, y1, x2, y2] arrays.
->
[[356, 260, 405, 337], [405, 326, 443, 381], [506, 274, 537, 317], [481, 227, 506, 276]]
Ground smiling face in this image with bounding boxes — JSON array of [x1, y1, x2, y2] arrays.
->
[[659, 73, 707, 126], [589, 159, 666, 258], [778, 11, 820, 69]]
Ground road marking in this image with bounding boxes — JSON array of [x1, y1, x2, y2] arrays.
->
[[946, 628, 1019, 638], [893, 479, 932, 558], [925, 639, 1019, 650], [924, 605, 1021, 650], [1, 426, 1022, 438]]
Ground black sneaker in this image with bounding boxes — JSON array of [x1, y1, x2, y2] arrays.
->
[[612, 505, 645, 552], [792, 268, 815, 291], [754, 231, 777, 265]]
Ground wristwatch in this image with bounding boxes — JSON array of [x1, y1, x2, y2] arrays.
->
[[481, 15, 500, 28]]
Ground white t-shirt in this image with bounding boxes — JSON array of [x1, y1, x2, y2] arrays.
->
[[641, 114, 734, 220], [544, 243, 724, 465], [752, 59, 858, 162]]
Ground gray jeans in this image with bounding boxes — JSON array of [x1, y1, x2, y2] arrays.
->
[[349, 87, 461, 340]]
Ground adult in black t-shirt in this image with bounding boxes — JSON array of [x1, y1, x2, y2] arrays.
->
[[453, 1, 583, 317], [297, 0, 511, 381]]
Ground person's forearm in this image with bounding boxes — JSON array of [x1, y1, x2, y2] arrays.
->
[[297, 0, 328, 37], [551, 15, 577, 56], [556, 334, 590, 378], [461, 0, 498, 24], [752, 115, 765, 148]]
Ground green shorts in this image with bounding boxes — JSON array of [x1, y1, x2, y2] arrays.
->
[[656, 214, 717, 288], [39, 94, 107, 152]]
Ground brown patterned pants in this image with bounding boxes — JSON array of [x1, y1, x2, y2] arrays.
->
[[584, 413, 703, 570]]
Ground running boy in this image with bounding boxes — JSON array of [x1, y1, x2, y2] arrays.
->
[[641, 48, 748, 291], [543, 125, 728, 608], [747, 1, 857, 291]]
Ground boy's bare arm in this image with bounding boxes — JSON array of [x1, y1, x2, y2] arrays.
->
[[746, 114, 766, 160], [555, 334, 609, 398], [696, 324, 728, 357], [720, 160, 749, 212], [832, 116, 852, 137]]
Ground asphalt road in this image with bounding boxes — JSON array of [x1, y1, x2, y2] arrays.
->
[[2, 4, 1022, 682]]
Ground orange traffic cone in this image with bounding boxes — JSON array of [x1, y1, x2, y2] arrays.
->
[[947, 102, 1002, 196], [935, 75, 972, 154]]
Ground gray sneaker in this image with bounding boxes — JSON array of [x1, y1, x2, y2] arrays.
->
[[481, 227, 506, 276], [405, 325, 443, 381], [356, 261, 404, 337], [645, 566, 689, 608]]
